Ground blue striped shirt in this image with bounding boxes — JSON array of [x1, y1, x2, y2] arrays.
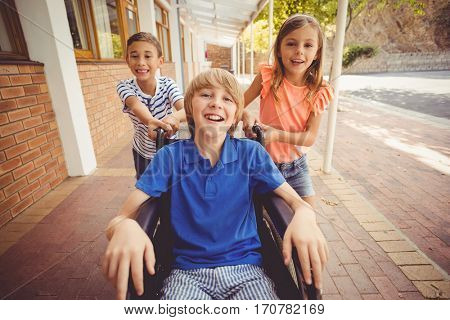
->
[[117, 77, 184, 159]]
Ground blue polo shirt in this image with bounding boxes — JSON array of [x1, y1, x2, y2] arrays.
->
[[136, 135, 285, 270]]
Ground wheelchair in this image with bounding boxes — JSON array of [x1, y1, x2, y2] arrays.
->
[[127, 126, 321, 300]]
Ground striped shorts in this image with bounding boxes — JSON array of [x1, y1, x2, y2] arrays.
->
[[160, 264, 279, 300]]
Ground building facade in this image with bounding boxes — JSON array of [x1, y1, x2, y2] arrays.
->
[[0, 0, 206, 226]]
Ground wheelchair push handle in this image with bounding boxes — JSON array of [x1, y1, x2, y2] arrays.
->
[[252, 124, 265, 146], [154, 128, 165, 151]]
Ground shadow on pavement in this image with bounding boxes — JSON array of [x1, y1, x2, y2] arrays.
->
[[345, 88, 450, 119]]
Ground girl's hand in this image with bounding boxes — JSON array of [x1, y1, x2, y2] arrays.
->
[[242, 110, 260, 138], [282, 209, 328, 290], [102, 218, 155, 300], [259, 123, 280, 144]]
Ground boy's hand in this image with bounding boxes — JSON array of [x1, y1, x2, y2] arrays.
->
[[242, 110, 259, 138], [282, 209, 328, 290], [147, 118, 173, 140], [102, 218, 155, 300], [162, 114, 180, 136]]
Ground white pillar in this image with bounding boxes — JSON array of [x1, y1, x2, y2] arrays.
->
[[323, 0, 348, 173], [250, 21, 254, 79], [136, 0, 157, 36], [268, 0, 273, 49], [242, 39, 246, 78], [237, 41, 240, 77], [232, 42, 237, 75], [15, 0, 96, 176], [168, 4, 184, 91]]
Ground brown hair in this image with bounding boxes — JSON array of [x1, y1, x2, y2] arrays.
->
[[184, 68, 244, 138], [270, 14, 325, 102], [126, 32, 163, 57]]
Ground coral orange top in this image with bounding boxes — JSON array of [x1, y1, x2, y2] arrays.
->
[[259, 65, 333, 163]]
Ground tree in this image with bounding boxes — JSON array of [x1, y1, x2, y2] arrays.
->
[[247, 0, 425, 47]]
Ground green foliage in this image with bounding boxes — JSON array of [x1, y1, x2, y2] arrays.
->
[[342, 44, 378, 67], [245, 0, 426, 52], [111, 34, 123, 59], [255, 0, 337, 33], [242, 20, 273, 53]]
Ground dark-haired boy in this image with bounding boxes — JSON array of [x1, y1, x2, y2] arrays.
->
[[117, 32, 185, 179]]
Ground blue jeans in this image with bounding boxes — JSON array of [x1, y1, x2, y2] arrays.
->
[[276, 154, 315, 197]]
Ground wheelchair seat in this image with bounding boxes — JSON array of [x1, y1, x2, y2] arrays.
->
[[127, 127, 321, 300]]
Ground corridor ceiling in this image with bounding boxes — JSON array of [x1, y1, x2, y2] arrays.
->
[[178, 0, 269, 47]]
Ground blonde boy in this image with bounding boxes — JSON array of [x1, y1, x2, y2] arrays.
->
[[104, 69, 328, 300]]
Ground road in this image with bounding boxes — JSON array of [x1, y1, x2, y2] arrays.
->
[[339, 71, 450, 119]]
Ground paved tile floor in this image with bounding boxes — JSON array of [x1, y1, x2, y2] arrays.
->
[[0, 95, 448, 299]]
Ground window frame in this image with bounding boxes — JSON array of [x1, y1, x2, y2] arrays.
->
[[119, 0, 140, 44], [155, 2, 172, 62], [67, 0, 140, 61], [0, 0, 29, 61], [180, 23, 186, 62], [69, 0, 96, 59]]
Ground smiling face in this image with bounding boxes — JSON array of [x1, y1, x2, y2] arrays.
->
[[126, 41, 163, 82], [278, 24, 319, 83], [191, 86, 237, 139]]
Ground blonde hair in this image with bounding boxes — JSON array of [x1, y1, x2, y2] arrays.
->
[[184, 68, 244, 137], [271, 14, 325, 102]]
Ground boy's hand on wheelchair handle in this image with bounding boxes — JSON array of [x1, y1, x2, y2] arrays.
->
[[162, 114, 180, 135], [242, 110, 259, 138], [147, 118, 173, 140], [102, 218, 155, 300], [282, 210, 329, 290]]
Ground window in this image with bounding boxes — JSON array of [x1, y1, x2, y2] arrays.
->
[[64, 0, 139, 60], [0, 0, 28, 61], [123, 1, 139, 38], [65, 0, 94, 58], [155, 3, 171, 62]]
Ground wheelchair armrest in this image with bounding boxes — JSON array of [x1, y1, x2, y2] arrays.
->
[[262, 193, 321, 300], [127, 197, 162, 300], [135, 197, 161, 238]]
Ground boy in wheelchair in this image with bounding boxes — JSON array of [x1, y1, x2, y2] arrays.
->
[[103, 68, 328, 300]]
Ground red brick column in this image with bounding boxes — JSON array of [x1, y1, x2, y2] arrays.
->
[[77, 62, 133, 157], [0, 63, 68, 226]]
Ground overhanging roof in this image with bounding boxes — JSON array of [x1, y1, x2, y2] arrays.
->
[[178, 0, 268, 47]]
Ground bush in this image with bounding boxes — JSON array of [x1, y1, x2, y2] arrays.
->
[[343, 44, 378, 68]]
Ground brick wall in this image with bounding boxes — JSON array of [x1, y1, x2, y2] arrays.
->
[[77, 62, 132, 157], [0, 63, 68, 227], [160, 62, 177, 81], [78, 60, 186, 157], [207, 44, 231, 71], [244, 51, 269, 74]]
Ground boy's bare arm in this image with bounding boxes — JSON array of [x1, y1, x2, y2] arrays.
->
[[103, 189, 155, 300], [273, 182, 328, 289], [125, 96, 172, 134], [160, 99, 185, 137], [173, 98, 184, 111]]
